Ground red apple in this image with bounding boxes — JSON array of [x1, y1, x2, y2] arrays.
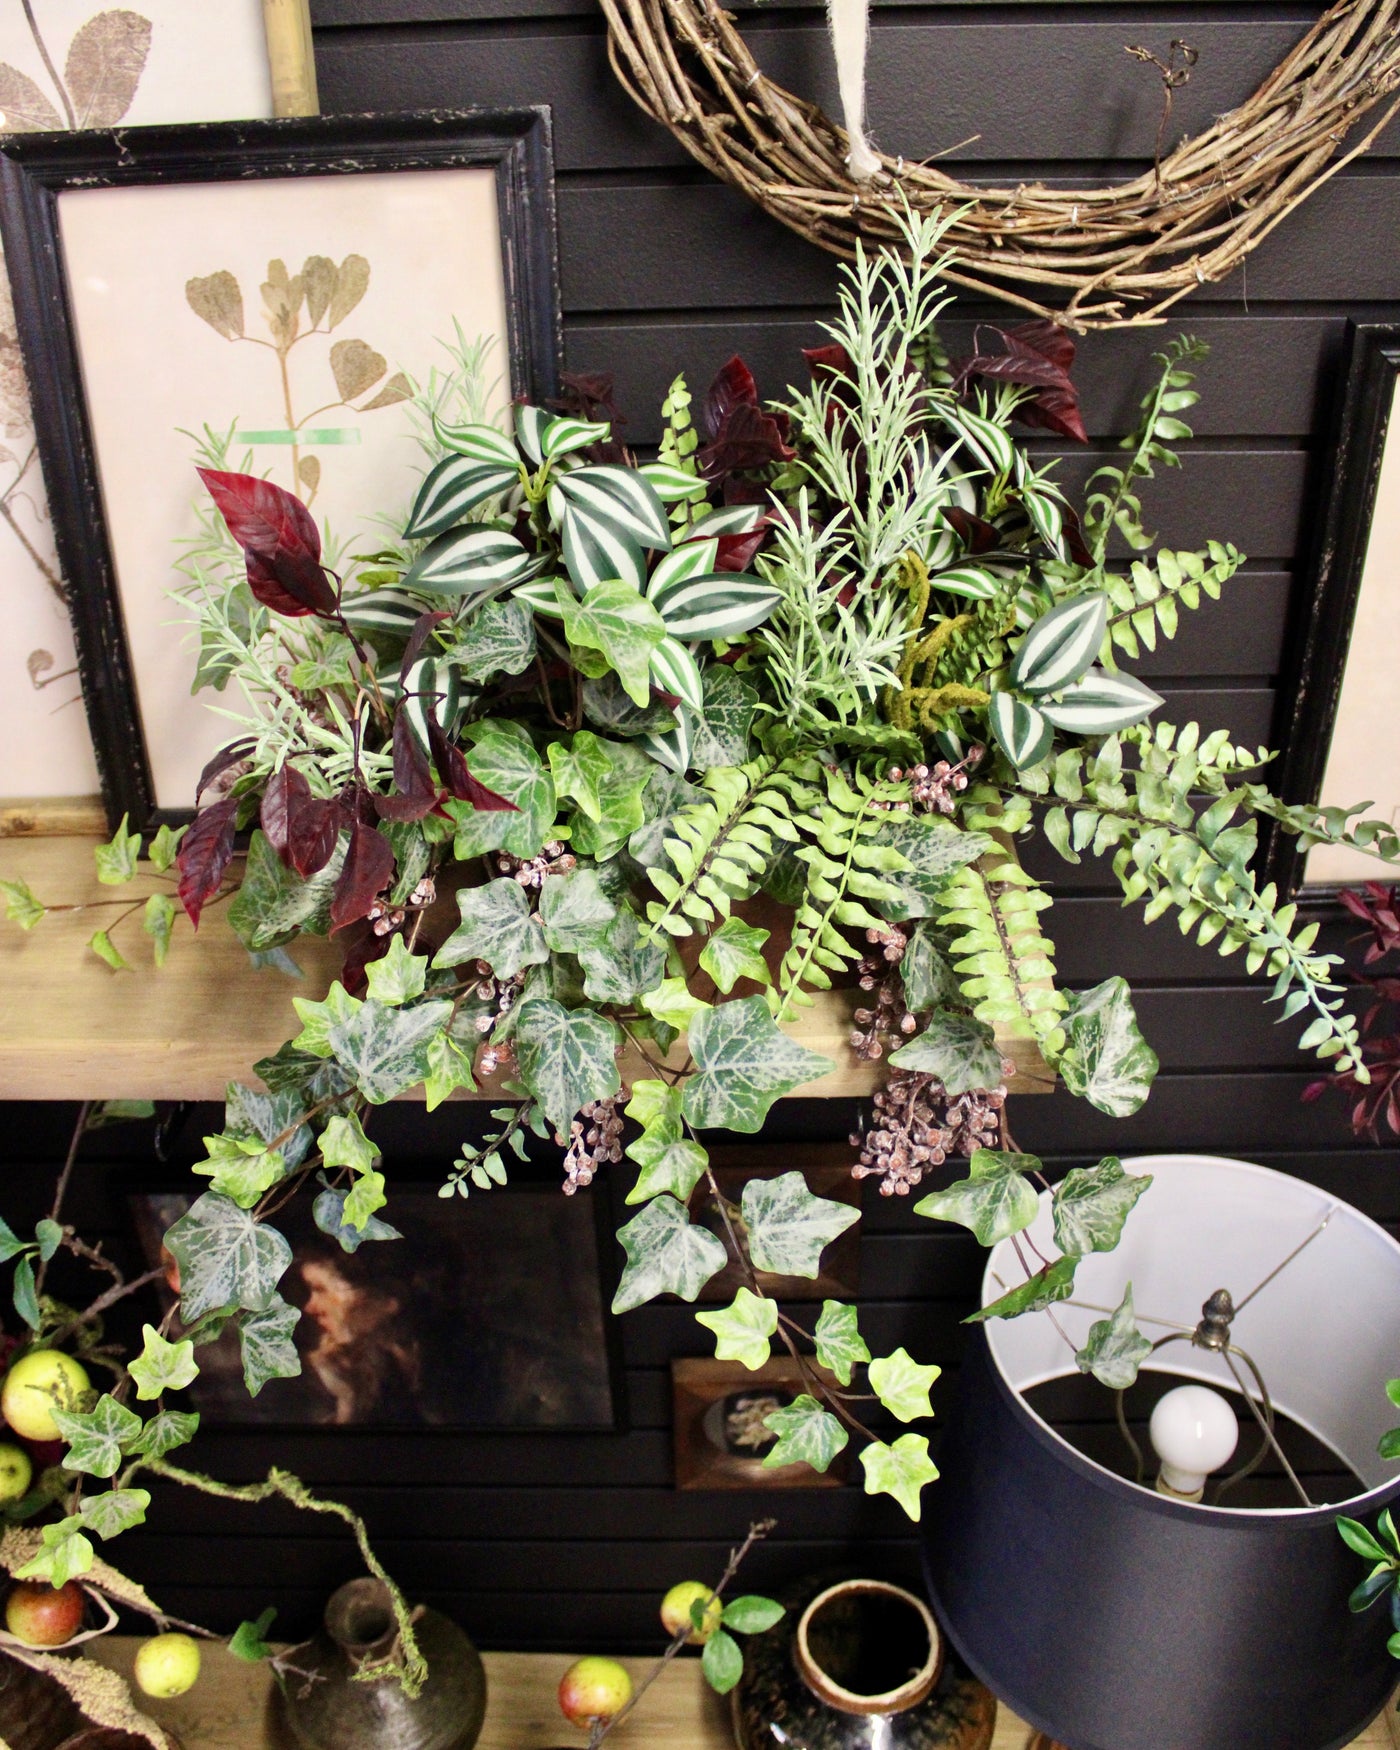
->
[[557, 1656, 633, 1727], [5, 1580, 84, 1647]]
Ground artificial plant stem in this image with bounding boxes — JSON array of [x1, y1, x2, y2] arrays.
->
[[36, 1102, 93, 1296], [47, 1267, 165, 1349]]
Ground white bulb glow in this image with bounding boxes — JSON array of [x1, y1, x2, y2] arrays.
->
[[1149, 1384, 1239, 1501]]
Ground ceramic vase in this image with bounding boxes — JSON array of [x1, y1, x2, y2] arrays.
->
[[732, 1575, 995, 1750], [275, 1577, 486, 1750]]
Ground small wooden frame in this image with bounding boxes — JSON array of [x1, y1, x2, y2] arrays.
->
[[672, 1357, 847, 1490]]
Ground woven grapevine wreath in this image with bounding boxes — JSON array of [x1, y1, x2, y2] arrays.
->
[[598, 0, 1400, 328]]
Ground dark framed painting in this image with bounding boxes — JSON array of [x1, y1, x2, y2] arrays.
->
[[130, 1179, 623, 1431], [0, 108, 561, 833], [1266, 322, 1400, 902]]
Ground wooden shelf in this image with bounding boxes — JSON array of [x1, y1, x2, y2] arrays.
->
[[0, 837, 1051, 1102]]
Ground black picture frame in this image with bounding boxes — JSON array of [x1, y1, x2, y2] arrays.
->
[[1265, 321, 1400, 904], [0, 108, 562, 834]]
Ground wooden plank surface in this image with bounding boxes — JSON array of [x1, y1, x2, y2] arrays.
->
[[82, 1637, 1400, 1748]]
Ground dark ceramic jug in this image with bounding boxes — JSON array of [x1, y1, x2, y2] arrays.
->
[[274, 1578, 486, 1750], [732, 1576, 996, 1750]]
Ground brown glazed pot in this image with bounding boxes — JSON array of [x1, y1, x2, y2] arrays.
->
[[0, 1648, 84, 1750], [274, 1578, 486, 1750], [732, 1575, 996, 1750]]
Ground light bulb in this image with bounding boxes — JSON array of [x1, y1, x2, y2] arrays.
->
[[1148, 1384, 1239, 1502]]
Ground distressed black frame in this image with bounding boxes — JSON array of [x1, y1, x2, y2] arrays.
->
[[0, 108, 562, 834], [1265, 321, 1400, 904]]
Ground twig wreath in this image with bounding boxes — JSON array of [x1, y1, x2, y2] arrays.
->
[[599, 0, 1400, 328]]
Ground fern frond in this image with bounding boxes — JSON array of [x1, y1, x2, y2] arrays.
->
[[1101, 542, 1244, 661], [934, 858, 1066, 1057]]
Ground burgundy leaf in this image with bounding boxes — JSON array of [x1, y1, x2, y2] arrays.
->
[[803, 343, 854, 385], [195, 737, 255, 804], [260, 762, 306, 862], [714, 526, 770, 573], [426, 712, 517, 812], [338, 921, 392, 999], [1060, 502, 1094, 568], [197, 467, 339, 618], [1004, 319, 1077, 374], [243, 550, 320, 619], [943, 506, 1002, 554], [176, 798, 238, 929], [699, 402, 795, 480], [286, 788, 343, 880], [704, 355, 761, 439], [330, 817, 396, 934], [399, 610, 452, 684], [1015, 387, 1089, 446], [956, 351, 1070, 394], [375, 711, 438, 823]]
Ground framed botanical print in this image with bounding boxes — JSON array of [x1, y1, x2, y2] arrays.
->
[[0, 109, 561, 831], [1267, 324, 1400, 899]]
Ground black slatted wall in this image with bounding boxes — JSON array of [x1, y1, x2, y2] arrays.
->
[[8, 0, 1400, 1650]]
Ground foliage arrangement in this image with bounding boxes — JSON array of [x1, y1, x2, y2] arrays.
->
[[1339, 1374, 1400, 1665], [1305, 882, 1400, 1140], [5, 207, 1400, 1647]]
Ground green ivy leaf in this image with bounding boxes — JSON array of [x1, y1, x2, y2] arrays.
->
[[328, 998, 454, 1104], [968, 1255, 1078, 1323], [77, 1487, 151, 1541], [290, 981, 362, 1057], [612, 1194, 727, 1312], [691, 666, 760, 767], [701, 1627, 744, 1695], [625, 1082, 710, 1204], [1052, 1157, 1153, 1256], [889, 1009, 1005, 1096], [147, 822, 187, 874], [143, 893, 176, 967], [450, 721, 556, 860], [127, 1409, 199, 1459], [342, 1168, 387, 1233], [192, 1134, 286, 1209], [567, 739, 653, 861], [229, 1606, 278, 1662], [682, 997, 832, 1132], [556, 578, 667, 707], [363, 936, 428, 1006], [53, 1394, 142, 1478], [538, 867, 616, 954], [699, 917, 772, 994], [742, 1172, 859, 1278], [313, 1185, 401, 1253], [225, 1082, 313, 1170], [548, 732, 617, 824], [762, 1394, 848, 1472], [0, 878, 45, 930], [876, 819, 991, 920], [128, 1324, 199, 1400], [445, 597, 536, 683], [94, 813, 141, 885], [1058, 977, 1159, 1117], [164, 1192, 293, 1322], [88, 928, 129, 971], [695, 1287, 777, 1371], [914, 1149, 1039, 1247], [423, 1032, 477, 1112], [433, 879, 548, 980], [897, 923, 960, 1012], [14, 1518, 93, 1587], [227, 829, 345, 952], [720, 1596, 785, 1635], [868, 1347, 941, 1422], [1075, 1284, 1152, 1389], [860, 1433, 939, 1520], [578, 910, 666, 1006], [641, 977, 711, 1032], [239, 1296, 303, 1397], [514, 998, 621, 1134], [814, 1301, 870, 1387]]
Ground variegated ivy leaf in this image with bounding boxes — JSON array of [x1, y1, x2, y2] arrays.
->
[[612, 1194, 727, 1313], [568, 738, 654, 861], [239, 1296, 303, 1397], [868, 1348, 941, 1423], [423, 1033, 477, 1111], [127, 1409, 199, 1459], [860, 1434, 939, 1521], [690, 666, 760, 767], [364, 936, 428, 1006], [444, 597, 536, 684], [876, 818, 991, 921], [914, 1148, 1038, 1247], [696, 1287, 777, 1371], [1009, 592, 1108, 695], [148, 822, 185, 874], [578, 910, 667, 1007], [988, 692, 1053, 771], [226, 1081, 313, 1170], [128, 1324, 198, 1400], [313, 1184, 402, 1253], [1075, 1284, 1152, 1390], [1053, 1157, 1153, 1256], [0, 878, 45, 930], [144, 893, 175, 967], [814, 1300, 870, 1387], [450, 721, 556, 860], [641, 977, 711, 1032], [164, 1191, 293, 1322], [900, 923, 960, 1012], [94, 813, 140, 884], [513, 998, 620, 1134], [328, 999, 455, 1105], [741, 1172, 860, 1278], [762, 1393, 848, 1473], [625, 1081, 710, 1204], [53, 1394, 142, 1478], [682, 997, 833, 1132], [78, 1488, 151, 1542], [889, 1008, 1005, 1096], [342, 1168, 387, 1232], [291, 981, 362, 1058], [433, 880, 548, 979], [538, 867, 616, 954], [968, 1255, 1078, 1323], [548, 732, 617, 824], [192, 1134, 285, 1209], [1058, 977, 1159, 1117], [699, 917, 771, 994], [556, 580, 667, 708], [15, 1519, 93, 1588], [228, 828, 346, 953], [319, 1111, 380, 1178]]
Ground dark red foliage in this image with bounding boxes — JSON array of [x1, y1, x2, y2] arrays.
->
[[261, 763, 342, 878], [550, 370, 630, 463], [198, 468, 339, 617], [330, 817, 396, 933], [426, 712, 516, 812], [375, 712, 439, 823], [195, 738, 255, 803], [953, 322, 1088, 446], [337, 922, 394, 999], [714, 525, 770, 573], [1305, 882, 1400, 1140], [1061, 502, 1095, 569], [803, 343, 854, 385], [943, 506, 1002, 555], [399, 610, 452, 682], [698, 356, 794, 482], [177, 798, 238, 929]]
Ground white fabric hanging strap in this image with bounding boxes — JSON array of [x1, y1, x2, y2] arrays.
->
[[828, 0, 881, 181]]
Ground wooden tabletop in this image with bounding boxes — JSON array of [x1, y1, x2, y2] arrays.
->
[[80, 1639, 1400, 1750]]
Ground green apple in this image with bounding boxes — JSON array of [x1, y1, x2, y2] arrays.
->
[[134, 1632, 202, 1698], [1, 1351, 90, 1443], [0, 1443, 32, 1504], [557, 1656, 633, 1727], [5, 1579, 84, 1646], [660, 1580, 722, 1644]]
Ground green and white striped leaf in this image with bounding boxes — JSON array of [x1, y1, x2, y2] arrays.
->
[[641, 709, 692, 776], [946, 403, 1016, 477], [922, 471, 979, 569], [341, 589, 424, 643], [551, 492, 648, 594], [401, 526, 533, 598], [514, 403, 553, 465], [929, 564, 1006, 603], [1039, 668, 1163, 734], [1022, 484, 1068, 560], [554, 464, 672, 550], [647, 539, 719, 599], [988, 692, 1052, 769], [432, 418, 519, 469], [541, 415, 611, 460], [649, 572, 782, 640], [684, 504, 764, 541], [641, 460, 707, 503], [1010, 592, 1108, 694], [404, 453, 517, 539], [649, 637, 705, 712], [512, 577, 568, 618], [400, 655, 462, 754]]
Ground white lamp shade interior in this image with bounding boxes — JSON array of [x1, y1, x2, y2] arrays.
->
[[983, 1154, 1400, 1505]]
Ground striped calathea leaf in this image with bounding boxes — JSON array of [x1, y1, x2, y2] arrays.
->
[[987, 691, 1053, 770], [1009, 591, 1109, 694], [648, 637, 705, 712], [1039, 668, 1163, 733], [640, 459, 707, 503], [433, 417, 518, 469], [540, 414, 612, 461], [340, 589, 427, 645], [403, 452, 518, 539], [399, 654, 462, 755], [400, 525, 535, 597]]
